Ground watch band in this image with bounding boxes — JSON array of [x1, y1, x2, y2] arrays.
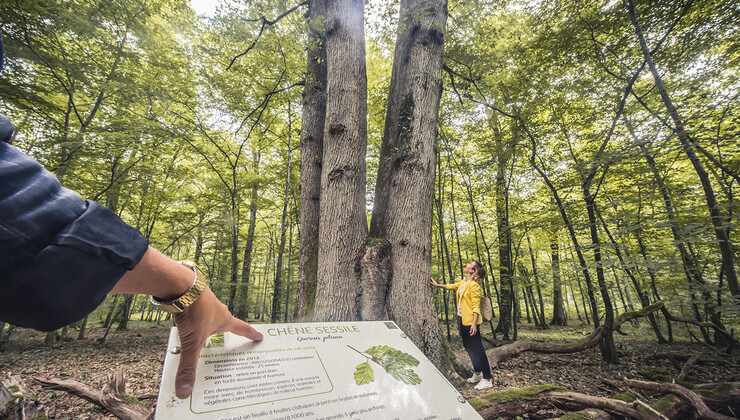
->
[[149, 260, 206, 314]]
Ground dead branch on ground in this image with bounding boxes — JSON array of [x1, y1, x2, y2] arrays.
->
[[33, 366, 153, 420], [624, 378, 736, 420]]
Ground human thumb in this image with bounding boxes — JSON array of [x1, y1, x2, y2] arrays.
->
[[174, 342, 200, 399]]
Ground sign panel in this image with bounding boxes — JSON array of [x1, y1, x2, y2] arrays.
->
[[155, 321, 482, 420]]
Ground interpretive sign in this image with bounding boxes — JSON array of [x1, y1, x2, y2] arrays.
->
[[155, 321, 482, 420]]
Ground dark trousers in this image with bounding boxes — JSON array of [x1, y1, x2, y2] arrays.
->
[[459, 318, 492, 379]]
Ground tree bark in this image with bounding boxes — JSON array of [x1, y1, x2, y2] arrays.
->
[[367, 0, 448, 367], [298, 0, 327, 321], [527, 237, 547, 328], [313, 0, 368, 322]]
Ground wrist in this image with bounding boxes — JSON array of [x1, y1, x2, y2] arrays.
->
[[150, 261, 206, 314]]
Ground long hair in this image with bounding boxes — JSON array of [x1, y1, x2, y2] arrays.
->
[[471, 261, 485, 285]]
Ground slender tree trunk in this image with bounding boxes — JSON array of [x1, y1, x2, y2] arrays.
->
[[236, 153, 261, 321], [194, 221, 204, 265], [599, 212, 665, 342], [448, 154, 464, 280], [625, 0, 739, 303], [298, 0, 327, 321], [569, 281, 582, 322], [285, 220, 295, 323], [102, 295, 120, 329], [116, 295, 135, 331], [495, 128, 514, 339], [272, 108, 294, 323], [434, 158, 452, 340], [226, 197, 240, 313], [549, 227, 567, 325], [77, 317, 88, 340], [584, 192, 618, 363], [527, 237, 547, 328]]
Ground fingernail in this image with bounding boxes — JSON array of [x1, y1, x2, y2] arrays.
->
[[177, 384, 192, 399]]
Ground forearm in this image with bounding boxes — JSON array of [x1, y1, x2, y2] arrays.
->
[[112, 246, 193, 300]]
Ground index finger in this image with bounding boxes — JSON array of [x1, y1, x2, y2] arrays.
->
[[229, 317, 263, 342]]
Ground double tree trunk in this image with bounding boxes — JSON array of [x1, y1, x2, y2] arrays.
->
[[298, 0, 327, 321], [313, 0, 369, 321], [308, 0, 449, 368]]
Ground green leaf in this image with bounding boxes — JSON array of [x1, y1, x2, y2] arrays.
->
[[385, 365, 422, 386], [353, 360, 375, 386], [384, 348, 420, 367], [365, 346, 419, 367], [365, 345, 392, 358]]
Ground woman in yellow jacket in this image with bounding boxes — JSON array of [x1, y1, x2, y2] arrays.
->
[[430, 261, 492, 390]]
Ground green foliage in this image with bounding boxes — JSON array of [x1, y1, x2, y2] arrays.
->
[[353, 360, 375, 385], [353, 345, 422, 386], [1, 0, 738, 329]]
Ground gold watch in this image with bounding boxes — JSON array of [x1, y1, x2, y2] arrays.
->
[[150, 260, 206, 314]]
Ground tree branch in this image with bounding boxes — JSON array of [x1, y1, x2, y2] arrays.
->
[[226, 2, 308, 71]]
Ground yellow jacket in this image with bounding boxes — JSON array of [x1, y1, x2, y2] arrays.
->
[[445, 279, 482, 326]]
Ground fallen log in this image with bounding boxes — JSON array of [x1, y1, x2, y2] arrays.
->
[[488, 327, 604, 366], [469, 385, 661, 419], [33, 366, 153, 420], [645, 353, 734, 366], [624, 378, 735, 420], [694, 382, 740, 391]]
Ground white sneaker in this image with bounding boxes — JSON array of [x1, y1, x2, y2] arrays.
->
[[474, 378, 493, 390], [466, 372, 482, 383]]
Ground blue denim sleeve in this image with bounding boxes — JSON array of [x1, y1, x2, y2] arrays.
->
[[0, 141, 149, 331]]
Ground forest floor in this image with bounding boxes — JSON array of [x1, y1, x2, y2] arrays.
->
[[1, 319, 738, 419]]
